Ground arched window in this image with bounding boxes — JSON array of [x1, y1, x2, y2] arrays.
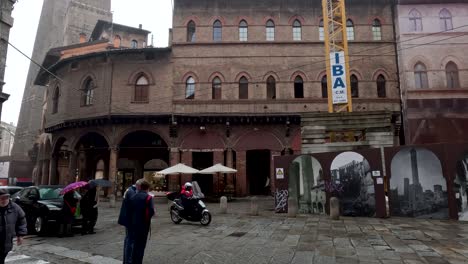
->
[[52, 87, 59, 114], [266, 20, 275, 41], [239, 77, 248, 99], [319, 19, 325, 41], [113, 35, 121, 48], [239, 20, 248, 41], [440, 9, 453, 31], [372, 19, 382, 40], [131, 40, 138, 48], [294, 76, 304, 98], [321, 75, 328, 98], [351, 74, 359, 98], [409, 9, 423, 32], [81, 78, 94, 106], [414, 62, 429, 89], [346, 19, 355, 41], [213, 20, 222, 41], [185, 77, 195, 99], [134, 75, 149, 102], [293, 19, 302, 41], [267, 76, 276, 99], [212, 77, 222, 99], [187, 20, 196, 42], [446, 62, 460, 88], [377, 74, 386, 98]]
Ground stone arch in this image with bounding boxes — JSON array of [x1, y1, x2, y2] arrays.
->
[[181, 71, 199, 83], [127, 68, 155, 85], [367, 16, 386, 25], [440, 55, 463, 70], [316, 70, 327, 81], [234, 71, 252, 82], [180, 130, 226, 150], [71, 130, 111, 150], [288, 15, 306, 25], [115, 127, 170, 148], [79, 73, 98, 89], [349, 69, 363, 81], [208, 71, 226, 83], [262, 16, 277, 25], [372, 69, 391, 81], [236, 16, 252, 25], [330, 151, 375, 217], [209, 16, 227, 26], [183, 16, 201, 26], [233, 130, 284, 151], [262, 71, 280, 82], [290, 70, 308, 82], [389, 147, 448, 219], [407, 55, 432, 71]]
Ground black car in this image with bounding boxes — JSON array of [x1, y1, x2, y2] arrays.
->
[[12, 185, 82, 234], [0, 186, 23, 195]]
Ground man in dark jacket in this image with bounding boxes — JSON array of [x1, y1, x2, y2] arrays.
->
[[0, 189, 27, 264], [118, 182, 137, 264], [126, 179, 154, 264], [81, 187, 98, 235]]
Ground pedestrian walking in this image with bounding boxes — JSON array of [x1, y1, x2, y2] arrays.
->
[[127, 179, 154, 264], [118, 181, 138, 263], [0, 189, 27, 264], [58, 191, 79, 237], [80, 186, 98, 235]]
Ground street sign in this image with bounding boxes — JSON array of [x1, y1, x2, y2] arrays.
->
[[330, 51, 348, 104], [275, 168, 284, 179]]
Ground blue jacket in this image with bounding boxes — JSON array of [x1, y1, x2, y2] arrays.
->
[[118, 185, 137, 227], [128, 191, 154, 234]]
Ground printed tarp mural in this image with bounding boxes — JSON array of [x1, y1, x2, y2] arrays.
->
[[330, 152, 375, 217], [288, 155, 325, 214], [390, 148, 449, 219], [455, 153, 468, 221]]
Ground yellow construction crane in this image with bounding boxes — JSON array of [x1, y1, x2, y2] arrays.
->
[[322, 0, 353, 113]]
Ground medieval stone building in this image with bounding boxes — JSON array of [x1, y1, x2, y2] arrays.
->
[[9, 0, 112, 184], [31, 0, 401, 199]]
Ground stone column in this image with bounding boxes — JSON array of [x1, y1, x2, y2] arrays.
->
[[236, 151, 247, 196], [169, 148, 180, 191], [225, 148, 234, 187], [270, 151, 281, 194], [68, 151, 77, 185], [48, 155, 57, 185], [41, 160, 50, 185], [108, 146, 119, 208], [180, 150, 192, 188], [213, 151, 224, 195]]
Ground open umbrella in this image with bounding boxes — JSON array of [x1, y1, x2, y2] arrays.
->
[[199, 164, 237, 195], [156, 163, 199, 190], [88, 179, 112, 188], [60, 181, 88, 195]]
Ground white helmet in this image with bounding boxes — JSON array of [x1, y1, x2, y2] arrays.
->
[[184, 182, 193, 188]]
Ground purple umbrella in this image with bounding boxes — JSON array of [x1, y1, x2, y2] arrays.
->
[[60, 181, 89, 195]]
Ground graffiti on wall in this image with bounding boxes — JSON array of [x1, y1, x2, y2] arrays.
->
[[390, 148, 448, 219], [274, 189, 289, 213], [331, 152, 375, 217], [454, 153, 468, 221]]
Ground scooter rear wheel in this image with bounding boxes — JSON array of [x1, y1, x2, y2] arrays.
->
[[200, 211, 211, 226], [171, 208, 182, 224]]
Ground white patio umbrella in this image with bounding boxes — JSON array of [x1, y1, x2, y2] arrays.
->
[[156, 163, 199, 190], [199, 163, 237, 195]]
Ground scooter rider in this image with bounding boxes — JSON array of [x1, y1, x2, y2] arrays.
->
[[180, 182, 195, 213]]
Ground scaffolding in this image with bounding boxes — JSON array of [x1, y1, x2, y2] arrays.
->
[[322, 0, 353, 113]]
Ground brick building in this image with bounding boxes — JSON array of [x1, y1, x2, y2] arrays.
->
[[395, 0, 468, 144], [32, 0, 401, 199]]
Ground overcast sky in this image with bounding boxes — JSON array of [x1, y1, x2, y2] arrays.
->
[[2, 0, 173, 126]]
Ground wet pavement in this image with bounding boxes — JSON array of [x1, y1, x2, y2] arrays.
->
[[14, 197, 468, 264]]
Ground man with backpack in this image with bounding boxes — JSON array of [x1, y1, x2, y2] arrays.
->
[[120, 179, 154, 264]]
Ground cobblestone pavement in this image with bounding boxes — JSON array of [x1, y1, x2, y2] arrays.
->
[[14, 197, 468, 264]]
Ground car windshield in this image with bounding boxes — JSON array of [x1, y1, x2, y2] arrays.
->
[[39, 188, 63, 200]]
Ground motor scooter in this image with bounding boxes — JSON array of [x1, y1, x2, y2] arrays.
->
[[166, 182, 211, 226]]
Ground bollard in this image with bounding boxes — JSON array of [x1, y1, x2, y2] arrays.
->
[[330, 197, 340, 220], [109, 194, 116, 208], [287, 197, 298, 217], [220, 196, 228, 214], [250, 196, 258, 216]]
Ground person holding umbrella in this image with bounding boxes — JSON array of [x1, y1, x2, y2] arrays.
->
[[58, 181, 87, 237], [80, 186, 97, 235]]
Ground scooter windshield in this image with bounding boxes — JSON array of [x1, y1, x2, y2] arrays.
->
[[191, 181, 205, 199]]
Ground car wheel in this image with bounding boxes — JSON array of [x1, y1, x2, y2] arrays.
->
[[34, 216, 47, 235]]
